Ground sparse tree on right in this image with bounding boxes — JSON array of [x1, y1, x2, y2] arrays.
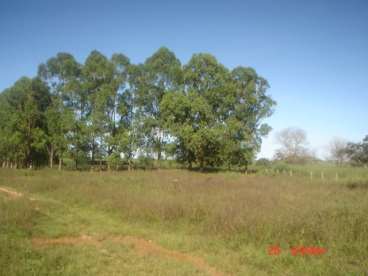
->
[[274, 127, 313, 163], [328, 137, 349, 165]]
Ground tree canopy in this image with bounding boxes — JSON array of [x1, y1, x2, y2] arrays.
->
[[273, 127, 315, 164], [0, 48, 275, 170], [344, 135, 368, 166]]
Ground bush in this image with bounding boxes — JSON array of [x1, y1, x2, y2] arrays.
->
[[255, 158, 271, 167], [106, 153, 123, 170], [135, 156, 155, 170], [272, 161, 290, 172]]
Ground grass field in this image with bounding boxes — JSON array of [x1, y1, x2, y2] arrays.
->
[[0, 168, 367, 275]]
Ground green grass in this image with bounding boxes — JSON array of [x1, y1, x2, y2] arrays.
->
[[254, 162, 368, 181], [0, 168, 367, 275]]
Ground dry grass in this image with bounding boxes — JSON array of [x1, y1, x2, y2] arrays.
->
[[1, 168, 367, 275]]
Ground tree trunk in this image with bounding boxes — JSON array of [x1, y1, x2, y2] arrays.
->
[[128, 159, 132, 171], [58, 157, 62, 171], [243, 164, 248, 174], [199, 159, 204, 172], [91, 137, 95, 162], [49, 147, 54, 169], [157, 150, 161, 169]]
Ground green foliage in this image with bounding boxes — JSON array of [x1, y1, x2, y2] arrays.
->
[[255, 158, 272, 167], [161, 54, 275, 170], [106, 152, 122, 170], [129, 47, 182, 162], [0, 77, 50, 167], [135, 155, 155, 169], [345, 135, 368, 166], [0, 48, 275, 170]]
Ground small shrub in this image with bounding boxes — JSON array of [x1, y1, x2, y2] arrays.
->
[[346, 180, 368, 190], [135, 156, 155, 170]]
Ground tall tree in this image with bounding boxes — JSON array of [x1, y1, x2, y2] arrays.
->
[[162, 53, 275, 170], [82, 51, 131, 168], [328, 137, 349, 165], [0, 77, 50, 168], [38, 52, 80, 169], [1, 48, 275, 171], [0, 91, 15, 167], [82, 50, 114, 163], [183, 54, 228, 169], [132, 47, 182, 163], [345, 136, 368, 166], [225, 67, 274, 168], [105, 53, 130, 167], [274, 127, 312, 163]]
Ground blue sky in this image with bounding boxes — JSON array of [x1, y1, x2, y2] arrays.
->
[[1, 0, 367, 158]]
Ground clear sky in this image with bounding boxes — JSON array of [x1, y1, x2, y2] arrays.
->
[[1, 0, 367, 158]]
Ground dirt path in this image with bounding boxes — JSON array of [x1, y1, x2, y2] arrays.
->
[[1, 186, 226, 276], [0, 186, 23, 198], [32, 235, 225, 276]]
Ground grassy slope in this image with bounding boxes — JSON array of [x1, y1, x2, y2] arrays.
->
[[0, 169, 367, 275]]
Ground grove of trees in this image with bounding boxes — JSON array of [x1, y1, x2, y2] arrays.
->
[[0, 48, 275, 171], [272, 128, 368, 167]]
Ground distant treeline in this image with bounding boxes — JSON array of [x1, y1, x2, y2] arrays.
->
[[0, 47, 275, 170]]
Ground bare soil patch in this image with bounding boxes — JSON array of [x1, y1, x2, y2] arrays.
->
[[0, 186, 23, 198], [32, 235, 226, 276]]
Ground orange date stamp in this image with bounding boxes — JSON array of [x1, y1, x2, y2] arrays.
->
[[268, 245, 327, 256]]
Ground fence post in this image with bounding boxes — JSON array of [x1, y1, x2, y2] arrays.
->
[[310, 171, 313, 180], [321, 171, 324, 180], [335, 173, 339, 181], [289, 170, 293, 177]]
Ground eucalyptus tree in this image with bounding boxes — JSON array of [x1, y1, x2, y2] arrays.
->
[[161, 54, 226, 169], [114, 85, 137, 170], [82, 50, 114, 162], [0, 91, 13, 167], [44, 101, 74, 169], [162, 53, 275, 170], [132, 47, 182, 162], [38, 52, 80, 168], [121, 63, 146, 166], [161, 90, 217, 169], [0, 77, 50, 168], [0, 48, 275, 171], [105, 53, 130, 164], [101, 53, 131, 169], [82, 51, 131, 168], [225, 66, 275, 168]]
